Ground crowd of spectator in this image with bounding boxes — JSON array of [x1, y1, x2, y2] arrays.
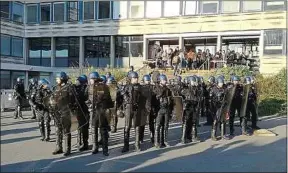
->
[[151, 44, 257, 74]]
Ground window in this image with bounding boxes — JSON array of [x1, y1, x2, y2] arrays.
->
[[28, 38, 51, 66], [98, 1, 111, 19], [129, 1, 144, 18], [222, 1, 240, 13], [164, 1, 180, 17], [264, 30, 285, 55], [0, 1, 10, 19], [113, 1, 127, 19], [84, 36, 111, 67], [54, 3, 65, 22], [12, 2, 24, 23], [55, 37, 79, 67], [115, 35, 143, 58], [264, 1, 286, 11], [68, 1, 78, 21], [0, 71, 11, 89], [11, 37, 23, 57], [183, 1, 198, 15], [146, 1, 162, 18], [27, 5, 37, 23], [201, 1, 218, 14], [41, 4, 51, 22], [243, 1, 262, 12], [0, 34, 11, 56], [84, 1, 95, 20]]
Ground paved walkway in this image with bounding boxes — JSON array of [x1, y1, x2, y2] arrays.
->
[[1, 111, 287, 172]]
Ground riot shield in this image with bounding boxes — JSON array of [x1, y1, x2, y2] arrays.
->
[[43, 84, 89, 135], [220, 85, 236, 122], [134, 85, 150, 127], [239, 84, 251, 118], [172, 96, 184, 122], [107, 84, 118, 124]]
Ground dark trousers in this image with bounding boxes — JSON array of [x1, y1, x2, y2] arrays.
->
[[155, 108, 169, 146], [77, 112, 89, 147], [36, 110, 51, 141], [139, 111, 155, 143], [246, 102, 258, 128], [230, 103, 242, 134], [54, 113, 72, 153], [14, 98, 23, 119]]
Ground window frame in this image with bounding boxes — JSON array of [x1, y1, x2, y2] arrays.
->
[[67, 1, 79, 22], [83, 1, 95, 21], [145, 1, 162, 18], [112, 1, 128, 20], [182, 1, 199, 16], [26, 4, 38, 24], [264, 0, 286, 11], [200, 0, 219, 15], [40, 3, 52, 23], [28, 38, 51, 66], [11, 36, 23, 58], [53, 2, 66, 23], [221, 1, 240, 14], [12, 2, 24, 23], [97, 1, 112, 20], [163, 1, 181, 17], [242, 1, 263, 13], [129, 1, 145, 19], [1, 34, 23, 58]]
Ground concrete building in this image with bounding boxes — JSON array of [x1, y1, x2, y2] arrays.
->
[[1, 0, 287, 89]]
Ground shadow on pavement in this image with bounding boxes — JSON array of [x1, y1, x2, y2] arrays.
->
[[1, 126, 39, 136]]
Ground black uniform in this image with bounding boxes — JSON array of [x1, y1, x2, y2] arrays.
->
[[246, 84, 258, 129], [87, 82, 113, 156], [139, 83, 153, 143], [50, 83, 75, 156], [74, 83, 90, 151], [13, 82, 25, 119], [28, 83, 38, 119], [121, 83, 144, 152], [205, 83, 215, 125], [153, 84, 173, 148], [210, 85, 227, 140], [30, 86, 51, 141], [198, 83, 206, 127], [229, 84, 243, 135], [180, 85, 201, 143]]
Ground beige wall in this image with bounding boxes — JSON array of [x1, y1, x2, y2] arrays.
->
[[260, 56, 286, 74]]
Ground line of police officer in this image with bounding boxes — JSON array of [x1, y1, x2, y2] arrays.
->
[[13, 69, 259, 157]]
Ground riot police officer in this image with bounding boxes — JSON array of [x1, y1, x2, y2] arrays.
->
[[127, 66, 134, 77], [210, 77, 228, 141], [198, 76, 207, 120], [74, 75, 90, 152], [121, 71, 145, 153], [30, 79, 51, 141], [51, 72, 75, 156], [204, 76, 216, 126], [100, 75, 107, 84], [13, 77, 25, 119], [28, 78, 38, 119], [106, 72, 112, 79], [87, 72, 113, 156], [139, 75, 154, 143], [245, 76, 260, 130], [181, 76, 201, 143], [153, 74, 173, 148], [107, 76, 119, 133], [230, 76, 250, 136]]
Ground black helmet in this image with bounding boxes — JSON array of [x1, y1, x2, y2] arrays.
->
[[56, 72, 68, 81]]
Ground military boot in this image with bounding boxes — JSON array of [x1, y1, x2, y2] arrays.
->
[[39, 123, 45, 141], [18, 107, 24, 120], [161, 127, 170, 147], [139, 126, 145, 144], [77, 129, 83, 150], [229, 117, 235, 136], [79, 127, 89, 152], [154, 125, 161, 148], [241, 118, 251, 136], [30, 109, 36, 119], [44, 123, 50, 141], [192, 125, 201, 142], [52, 132, 63, 155], [122, 128, 130, 153], [135, 127, 141, 152], [63, 134, 71, 156], [101, 129, 109, 156], [91, 128, 99, 154], [181, 124, 188, 144], [211, 122, 217, 141], [221, 123, 229, 140]]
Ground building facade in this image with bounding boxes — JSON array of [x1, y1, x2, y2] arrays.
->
[[0, 0, 287, 89]]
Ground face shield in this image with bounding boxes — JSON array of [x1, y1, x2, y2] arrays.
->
[[218, 82, 224, 88], [56, 78, 61, 84], [89, 79, 95, 85], [131, 77, 138, 84]]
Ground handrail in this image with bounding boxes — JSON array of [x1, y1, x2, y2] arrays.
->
[[197, 59, 209, 74]]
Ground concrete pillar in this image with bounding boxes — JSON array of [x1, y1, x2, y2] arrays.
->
[[110, 36, 115, 68], [51, 37, 55, 67], [179, 36, 184, 50], [258, 30, 264, 58], [217, 34, 222, 52], [23, 38, 28, 65], [25, 71, 28, 89], [143, 37, 148, 60], [79, 36, 84, 68]]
